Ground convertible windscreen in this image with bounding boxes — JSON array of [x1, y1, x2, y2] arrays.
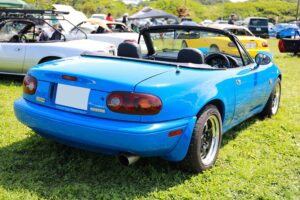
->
[[150, 29, 246, 58], [0, 17, 85, 43]]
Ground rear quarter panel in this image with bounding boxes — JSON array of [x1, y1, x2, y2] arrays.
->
[[23, 43, 83, 73], [135, 68, 236, 129]]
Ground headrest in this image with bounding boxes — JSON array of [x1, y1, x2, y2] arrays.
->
[[177, 48, 204, 64], [117, 42, 142, 59]]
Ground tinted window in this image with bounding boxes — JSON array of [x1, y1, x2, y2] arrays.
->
[[226, 28, 253, 36], [250, 19, 268, 26]]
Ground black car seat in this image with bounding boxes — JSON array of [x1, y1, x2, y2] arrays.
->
[[117, 42, 142, 58], [177, 48, 204, 64]]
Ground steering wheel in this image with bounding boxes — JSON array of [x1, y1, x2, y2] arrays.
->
[[20, 34, 27, 43], [9, 35, 20, 42], [227, 55, 240, 68], [205, 53, 231, 68]]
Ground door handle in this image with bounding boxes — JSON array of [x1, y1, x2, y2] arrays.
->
[[15, 48, 21, 51], [236, 79, 242, 85]]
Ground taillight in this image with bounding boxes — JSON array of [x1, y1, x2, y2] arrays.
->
[[228, 42, 236, 47], [262, 41, 268, 47], [107, 92, 162, 115], [23, 74, 37, 95], [278, 39, 285, 52]]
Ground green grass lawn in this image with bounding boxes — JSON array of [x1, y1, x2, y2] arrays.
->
[[0, 39, 299, 200]]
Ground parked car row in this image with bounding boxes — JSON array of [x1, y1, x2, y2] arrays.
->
[[200, 17, 300, 39]]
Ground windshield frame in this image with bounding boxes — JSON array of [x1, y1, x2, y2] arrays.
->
[[139, 25, 254, 66], [0, 10, 88, 41]]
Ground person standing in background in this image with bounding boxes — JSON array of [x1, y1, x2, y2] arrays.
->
[[122, 13, 128, 25], [106, 13, 114, 22], [106, 13, 114, 29], [228, 14, 236, 25]]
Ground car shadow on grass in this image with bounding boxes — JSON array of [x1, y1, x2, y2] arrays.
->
[[0, 77, 260, 198], [0, 132, 192, 199], [0, 116, 258, 199]]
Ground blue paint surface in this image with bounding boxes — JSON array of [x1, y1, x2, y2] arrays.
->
[[14, 54, 281, 161]]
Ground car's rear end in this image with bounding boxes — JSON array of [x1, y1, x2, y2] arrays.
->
[[14, 56, 200, 161], [278, 38, 300, 54], [248, 18, 269, 38], [237, 36, 270, 57]]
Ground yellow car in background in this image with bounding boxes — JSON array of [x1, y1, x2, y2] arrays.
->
[[183, 24, 270, 58]]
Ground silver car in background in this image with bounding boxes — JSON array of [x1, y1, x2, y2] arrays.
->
[[0, 9, 116, 75]]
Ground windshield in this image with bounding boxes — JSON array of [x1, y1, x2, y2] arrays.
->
[[0, 18, 75, 42], [249, 19, 268, 26], [69, 21, 131, 39], [0, 21, 28, 41]]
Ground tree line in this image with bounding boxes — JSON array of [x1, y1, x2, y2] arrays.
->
[[24, 0, 298, 22]]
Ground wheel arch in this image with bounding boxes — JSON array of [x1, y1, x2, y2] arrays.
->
[[196, 99, 225, 123], [38, 56, 62, 64]]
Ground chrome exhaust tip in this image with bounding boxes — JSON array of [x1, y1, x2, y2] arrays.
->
[[119, 154, 140, 166]]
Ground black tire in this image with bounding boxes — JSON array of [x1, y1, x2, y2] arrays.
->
[[180, 105, 222, 173], [260, 78, 281, 118], [210, 45, 220, 53]]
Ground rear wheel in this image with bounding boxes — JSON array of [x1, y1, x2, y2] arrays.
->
[[260, 78, 281, 118], [180, 105, 222, 173]]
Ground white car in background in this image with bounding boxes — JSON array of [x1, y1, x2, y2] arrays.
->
[[91, 14, 107, 20], [53, 6, 139, 50], [0, 10, 116, 75], [66, 19, 140, 50]]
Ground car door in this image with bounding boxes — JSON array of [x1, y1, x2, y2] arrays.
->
[[0, 43, 26, 74], [231, 42, 267, 121], [0, 20, 27, 74]]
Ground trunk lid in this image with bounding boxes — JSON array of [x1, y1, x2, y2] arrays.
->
[[27, 56, 174, 122], [30, 56, 173, 92]]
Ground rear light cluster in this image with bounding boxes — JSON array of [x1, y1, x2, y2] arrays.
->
[[23, 74, 37, 95], [278, 39, 285, 52], [107, 92, 162, 115], [262, 41, 268, 47]]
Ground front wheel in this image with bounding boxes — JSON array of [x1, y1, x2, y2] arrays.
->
[[260, 78, 281, 118], [180, 105, 222, 173]]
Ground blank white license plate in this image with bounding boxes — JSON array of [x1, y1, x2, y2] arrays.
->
[[55, 84, 90, 110], [246, 42, 257, 49], [256, 27, 261, 31]]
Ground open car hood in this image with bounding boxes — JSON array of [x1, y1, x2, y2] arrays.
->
[[52, 4, 87, 32]]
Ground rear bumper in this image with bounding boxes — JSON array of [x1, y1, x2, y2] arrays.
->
[[14, 98, 196, 161]]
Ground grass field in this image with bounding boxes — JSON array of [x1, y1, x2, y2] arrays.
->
[[0, 39, 299, 200]]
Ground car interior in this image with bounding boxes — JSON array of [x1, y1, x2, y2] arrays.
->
[[0, 20, 64, 43], [116, 41, 244, 69]]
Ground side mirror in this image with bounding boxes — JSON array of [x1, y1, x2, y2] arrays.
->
[[255, 52, 272, 66]]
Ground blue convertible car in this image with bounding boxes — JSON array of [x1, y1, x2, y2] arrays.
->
[[14, 25, 281, 172]]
